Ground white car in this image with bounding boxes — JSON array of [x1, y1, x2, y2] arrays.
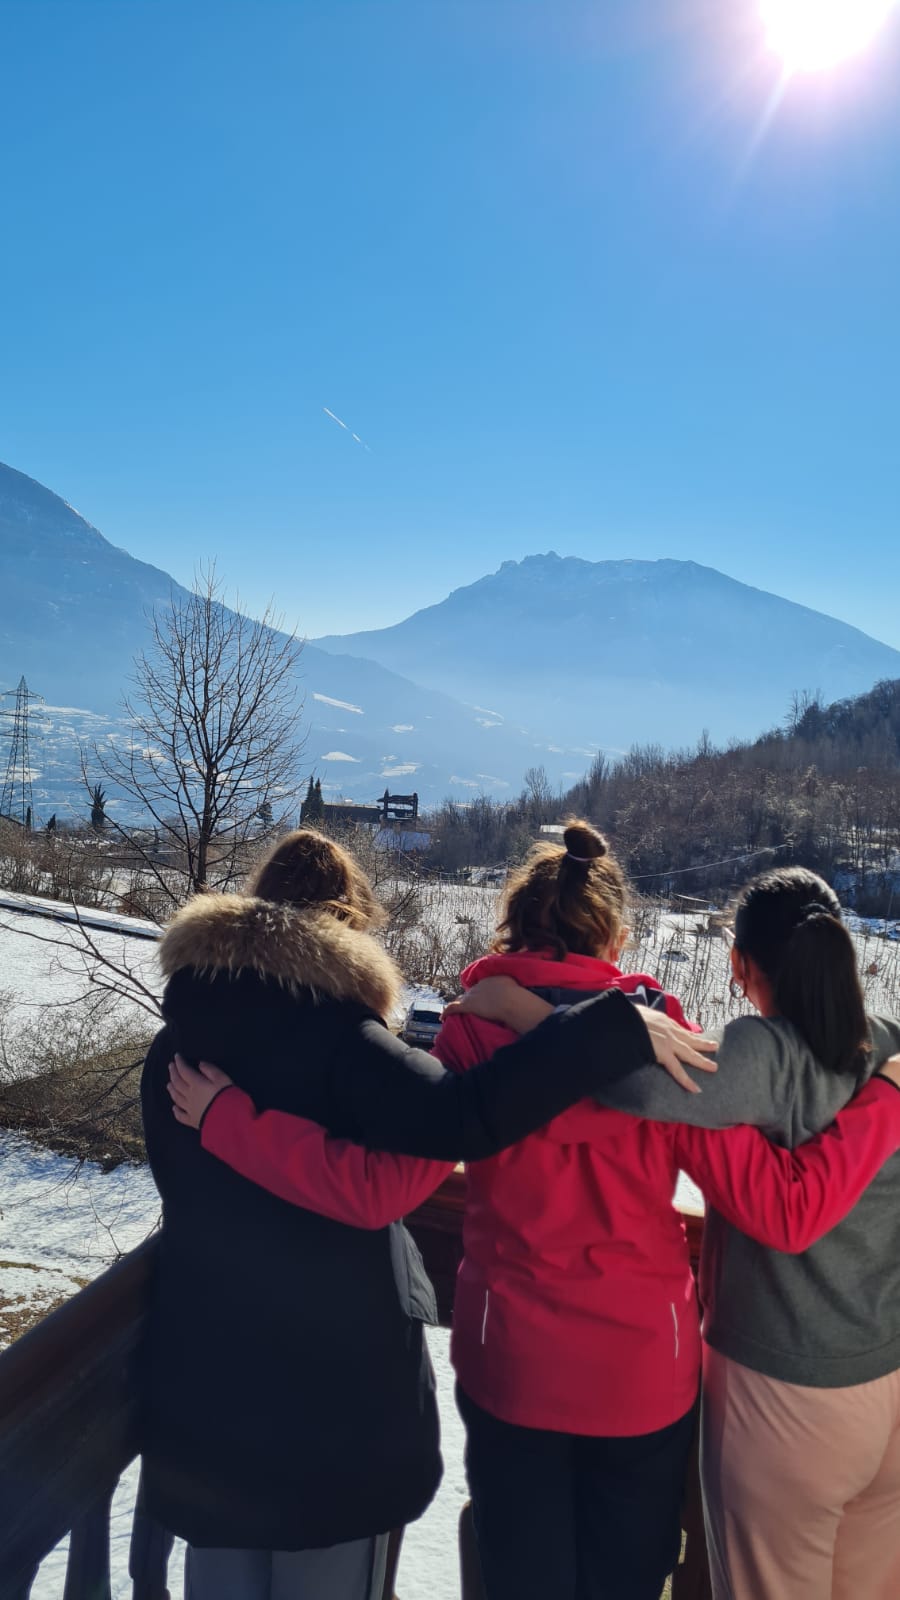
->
[[401, 1001, 443, 1048]]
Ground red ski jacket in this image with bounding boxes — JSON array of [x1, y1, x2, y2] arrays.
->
[[200, 950, 900, 1436]]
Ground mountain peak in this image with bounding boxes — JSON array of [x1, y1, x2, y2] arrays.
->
[[0, 460, 107, 546], [314, 552, 900, 753]]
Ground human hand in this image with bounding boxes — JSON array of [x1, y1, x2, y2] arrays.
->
[[168, 1054, 234, 1129], [876, 1053, 900, 1091], [443, 977, 552, 1033], [637, 1009, 718, 1094]]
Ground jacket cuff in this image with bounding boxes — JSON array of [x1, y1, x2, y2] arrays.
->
[[872, 1072, 900, 1101], [198, 1083, 250, 1140]]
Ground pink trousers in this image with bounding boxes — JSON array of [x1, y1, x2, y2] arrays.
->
[[701, 1344, 900, 1600]]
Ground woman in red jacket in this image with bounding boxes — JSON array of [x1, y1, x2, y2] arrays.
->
[[170, 823, 900, 1600]]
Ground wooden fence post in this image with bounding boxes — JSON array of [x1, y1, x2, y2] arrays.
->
[[63, 1486, 114, 1600]]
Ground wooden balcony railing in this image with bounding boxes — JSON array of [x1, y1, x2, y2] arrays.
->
[[0, 1173, 710, 1599]]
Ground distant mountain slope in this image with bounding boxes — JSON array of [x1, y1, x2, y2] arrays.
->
[[315, 554, 900, 752], [6, 464, 899, 819], [0, 461, 183, 713], [0, 463, 568, 814]]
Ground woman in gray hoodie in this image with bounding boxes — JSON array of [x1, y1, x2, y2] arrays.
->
[[452, 866, 900, 1600]]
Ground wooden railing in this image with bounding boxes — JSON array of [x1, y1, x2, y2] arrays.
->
[[0, 1174, 710, 1598]]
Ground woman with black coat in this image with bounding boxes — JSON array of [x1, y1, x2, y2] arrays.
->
[[140, 829, 713, 1600]]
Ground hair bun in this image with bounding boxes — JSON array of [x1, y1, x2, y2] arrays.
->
[[800, 901, 833, 921], [562, 821, 607, 863]]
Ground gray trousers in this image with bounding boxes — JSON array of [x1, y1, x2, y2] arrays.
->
[[184, 1533, 389, 1600]]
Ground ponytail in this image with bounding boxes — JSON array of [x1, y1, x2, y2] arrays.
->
[[733, 868, 868, 1077], [774, 912, 868, 1077]]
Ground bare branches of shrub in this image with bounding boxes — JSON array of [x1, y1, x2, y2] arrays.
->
[[0, 991, 152, 1168]]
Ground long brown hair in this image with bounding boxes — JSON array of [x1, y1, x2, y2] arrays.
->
[[733, 866, 867, 1076], [494, 819, 627, 961], [245, 829, 384, 932]]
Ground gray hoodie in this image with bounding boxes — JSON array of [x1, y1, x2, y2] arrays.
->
[[596, 1013, 900, 1387]]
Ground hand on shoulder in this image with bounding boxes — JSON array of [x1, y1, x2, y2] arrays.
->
[[443, 977, 549, 1032], [168, 1054, 235, 1128]]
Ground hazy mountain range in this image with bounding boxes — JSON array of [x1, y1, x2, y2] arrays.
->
[[2, 460, 900, 820], [0, 463, 579, 817], [316, 553, 900, 753]]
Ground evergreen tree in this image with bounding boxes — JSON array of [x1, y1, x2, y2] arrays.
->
[[311, 778, 325, 821], [300, 776, 316, 823], [90, 783, 107, 831]]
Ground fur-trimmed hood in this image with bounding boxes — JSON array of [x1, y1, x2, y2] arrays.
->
[[158, 894, 402, 1020]]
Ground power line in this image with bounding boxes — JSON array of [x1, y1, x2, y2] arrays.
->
[[631, 841, 794, 883]]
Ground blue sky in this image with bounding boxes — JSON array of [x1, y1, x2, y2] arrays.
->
[[2, 0, 899, 643]]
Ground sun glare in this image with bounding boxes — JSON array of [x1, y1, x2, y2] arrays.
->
[[761, 0, 896, 72]]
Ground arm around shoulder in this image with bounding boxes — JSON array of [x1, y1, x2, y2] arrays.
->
[[325, 990, 655, 1160], [200, 1085, 453, 1228], [594, 1014, 793, 1131], [676, 1075, 900, 1253]]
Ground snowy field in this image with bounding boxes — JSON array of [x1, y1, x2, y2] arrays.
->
[[0, 897, 161, 1041], [398, 879, 900, 1025], [1, 885, 899, 1596]]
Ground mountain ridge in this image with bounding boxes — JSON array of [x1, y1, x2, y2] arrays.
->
[[0, 462, 577, 815], [4, 461, 900, 816], [314, 551, 900, 750]]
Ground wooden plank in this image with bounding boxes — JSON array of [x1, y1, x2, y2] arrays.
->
[[0, 1240, 156, 1592], [64, 1490, 114, 1600]]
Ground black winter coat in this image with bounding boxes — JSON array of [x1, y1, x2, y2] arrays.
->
[[140, 894, 652, 1550]]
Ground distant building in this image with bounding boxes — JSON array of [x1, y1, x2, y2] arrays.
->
[[321, 801, 384, 827], [322, 790, 421, 829]]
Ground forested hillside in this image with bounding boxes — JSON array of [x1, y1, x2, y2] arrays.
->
[[422, 680, 900, 913]]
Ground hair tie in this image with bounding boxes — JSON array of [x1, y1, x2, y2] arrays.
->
[[800, 901, 831, 919], [565, 852, 593, 863]]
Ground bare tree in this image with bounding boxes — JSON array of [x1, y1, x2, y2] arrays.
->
[[523, 764, 553, 821], [88, 568, 305, 916]]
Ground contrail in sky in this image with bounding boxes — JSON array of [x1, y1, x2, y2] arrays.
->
[[323, 406, 372, 451]]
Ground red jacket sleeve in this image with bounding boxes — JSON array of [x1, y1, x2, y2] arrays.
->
[[431, 1011, 518, 1075], [674, 1077, 900, 1253], [201, 1086, 454, 1230]]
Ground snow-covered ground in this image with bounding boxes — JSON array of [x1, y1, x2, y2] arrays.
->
[[0, 888, 160, 939], [0, 898, 160, 1045]]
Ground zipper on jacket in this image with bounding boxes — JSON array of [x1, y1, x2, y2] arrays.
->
[[481, 1290, 490, 1345], [670, 1302, 680, 1360]]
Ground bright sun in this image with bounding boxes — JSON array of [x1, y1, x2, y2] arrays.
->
[[761, 0, 896, 72]]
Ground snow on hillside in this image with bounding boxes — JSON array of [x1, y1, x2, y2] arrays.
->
[[313, 692, 364, 714]]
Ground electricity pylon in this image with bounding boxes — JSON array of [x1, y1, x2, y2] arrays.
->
[[0, 676, 44, 828]]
